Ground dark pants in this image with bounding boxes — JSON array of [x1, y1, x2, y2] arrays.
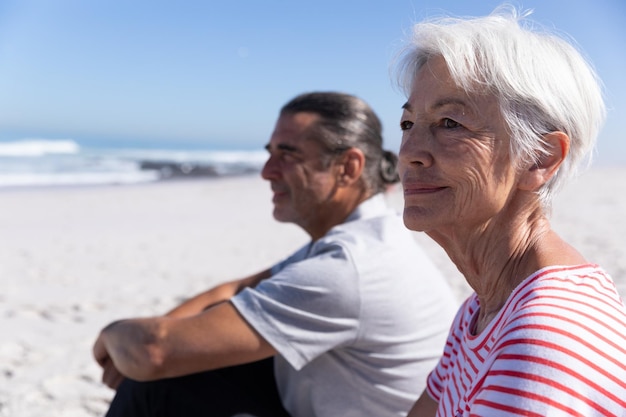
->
[[105, 358, 291, 417]]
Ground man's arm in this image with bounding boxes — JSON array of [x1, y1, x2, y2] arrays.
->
[[93, 300, 276, 387], [407, 391, 438, 417], [165, 269, 272, 318], [94, 268, 273, 388]]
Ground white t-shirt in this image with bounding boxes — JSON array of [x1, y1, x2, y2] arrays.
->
[[426, 264, 626, 417], [231, 194, 458, 417]]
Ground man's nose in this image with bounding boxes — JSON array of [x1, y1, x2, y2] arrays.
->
[[261, 155, 279, 180]]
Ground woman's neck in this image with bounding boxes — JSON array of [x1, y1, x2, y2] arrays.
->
[[428, 206, 586, 334]]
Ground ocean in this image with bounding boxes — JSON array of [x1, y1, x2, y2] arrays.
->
[[0, 139, 268, 188]]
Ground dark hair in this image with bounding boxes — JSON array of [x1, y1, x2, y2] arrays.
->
[[280, 91, 399, 194]]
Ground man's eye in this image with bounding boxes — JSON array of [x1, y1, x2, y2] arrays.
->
[[400, 120, 414, 131], [442, 118, 461, 129], [280, 152, 298, 162]]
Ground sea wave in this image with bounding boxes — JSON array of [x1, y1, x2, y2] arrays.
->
[[0, 139, 80, 157], [0, 139, 266, 188], [0, 171, 159, 188]]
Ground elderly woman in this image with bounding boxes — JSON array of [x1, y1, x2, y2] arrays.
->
[[395, 6, 626, 417]]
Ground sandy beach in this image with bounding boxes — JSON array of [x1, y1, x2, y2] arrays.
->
[[1, 166, 625, 417]]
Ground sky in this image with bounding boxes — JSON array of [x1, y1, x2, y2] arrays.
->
[[0, 0, 624, 164]]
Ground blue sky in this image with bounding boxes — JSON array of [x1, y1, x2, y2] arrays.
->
[[0, 0, 624, 164]]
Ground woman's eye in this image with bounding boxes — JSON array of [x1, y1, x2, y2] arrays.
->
[[400, 120, 414, 131], [442, 118, 461, 129]]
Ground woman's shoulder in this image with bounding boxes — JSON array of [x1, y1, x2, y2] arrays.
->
[[512, 264, 621, 310], [497, 264, 626, 349]]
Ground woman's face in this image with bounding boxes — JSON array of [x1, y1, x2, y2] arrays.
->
[[398, 56, 519, 234]]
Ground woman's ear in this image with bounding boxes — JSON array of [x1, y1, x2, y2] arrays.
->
[[337, 148, 365, 186], [518, 131, 570, 191]]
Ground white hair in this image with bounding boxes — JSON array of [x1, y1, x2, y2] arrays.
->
[[394, 4, 606, 208]]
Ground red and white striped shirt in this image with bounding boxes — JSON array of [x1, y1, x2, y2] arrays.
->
[[427, 264, 626, 417]]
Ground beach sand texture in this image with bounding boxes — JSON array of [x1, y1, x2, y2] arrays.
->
[[1, 167, 624, 416]]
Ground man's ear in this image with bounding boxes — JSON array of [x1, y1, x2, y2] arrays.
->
[[337, 148, 365, 186], [518, 131, 570, 191]]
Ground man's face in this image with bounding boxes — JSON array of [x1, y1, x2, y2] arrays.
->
[[261, 112, 341, 234]]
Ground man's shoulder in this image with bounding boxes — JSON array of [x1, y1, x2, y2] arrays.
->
[[316, 212, 414, 256], [329, 210, 410, 241]]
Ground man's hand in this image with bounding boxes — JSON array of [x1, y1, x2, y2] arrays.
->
[[93, 330, 126, 389]]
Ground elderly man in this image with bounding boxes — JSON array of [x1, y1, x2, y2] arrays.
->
[[94, 91, 456, 417]]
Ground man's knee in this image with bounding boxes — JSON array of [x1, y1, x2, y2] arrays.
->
[[105, 361, 289, 417], [106, 378, 152, 417]]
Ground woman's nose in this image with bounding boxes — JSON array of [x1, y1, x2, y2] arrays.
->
[[398, 128, 434, 169]]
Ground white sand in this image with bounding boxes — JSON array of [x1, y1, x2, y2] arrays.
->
[[1, 167, 624, 416]]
